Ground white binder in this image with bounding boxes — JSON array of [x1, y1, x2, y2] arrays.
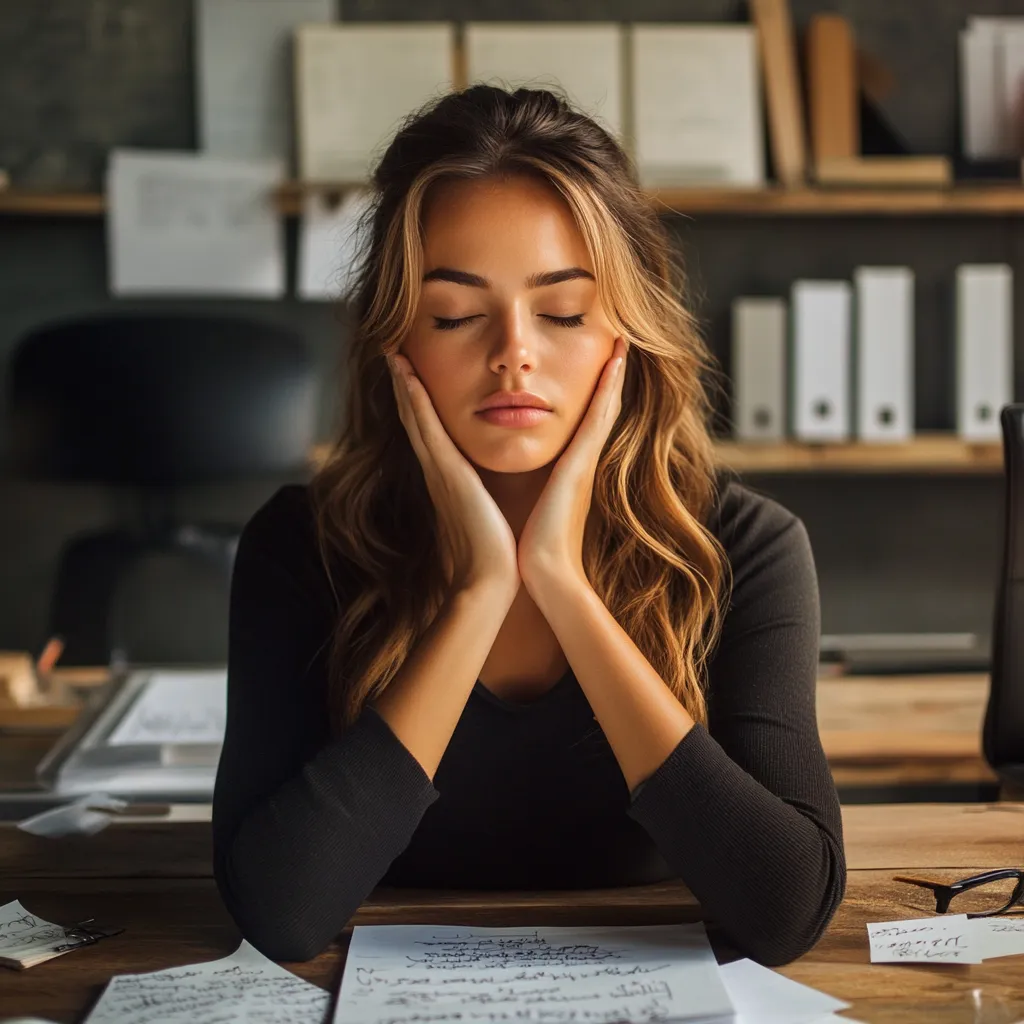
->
[[731, 297, 787, 441], [790, 280, 851, 442], [956, 264, 1013, 441], [853, 267, 914, 442]]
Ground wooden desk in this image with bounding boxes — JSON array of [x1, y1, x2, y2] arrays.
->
[[2, 804, 1022, 1023]]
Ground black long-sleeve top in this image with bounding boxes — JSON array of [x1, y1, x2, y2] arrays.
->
[[212, 472, 846, 967]]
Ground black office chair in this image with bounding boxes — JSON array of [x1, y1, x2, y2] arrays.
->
[[8, 312, 318, 666], [985, 404, 1024, 788]]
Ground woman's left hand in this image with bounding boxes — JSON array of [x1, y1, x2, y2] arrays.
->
[[517, 336, 628, 593]]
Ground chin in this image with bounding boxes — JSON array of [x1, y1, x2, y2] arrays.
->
[[460, 435, 563, 475]]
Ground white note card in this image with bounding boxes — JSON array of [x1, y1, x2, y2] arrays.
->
[[83, 939, 329, 1024], [196, 0, 335, 166], [297, 188, 375, 300], [973, 917, 1024, 960], [106, 150, 286, 297], [106, 671, 227, 746], [296, 23, 454, 181], [867, 914, 983, 963], [333, 922, 734, 1024], [465, 23, 624, 140]]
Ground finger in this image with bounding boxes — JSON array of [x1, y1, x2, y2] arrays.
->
[[387, 354, 432, 468]]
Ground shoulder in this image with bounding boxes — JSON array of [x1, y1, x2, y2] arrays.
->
[[706, 468, 818, 618], [234, 484, 338, 614]]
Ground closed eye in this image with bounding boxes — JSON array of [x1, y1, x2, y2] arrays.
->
[[432, 313, 586, 332]]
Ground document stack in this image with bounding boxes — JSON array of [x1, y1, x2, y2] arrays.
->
[[35, 668, 227, 801]]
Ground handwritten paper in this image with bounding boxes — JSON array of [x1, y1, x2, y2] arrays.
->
[[0, 899, 76, 969], [84, 939, 329, 1024], [867, 915, 983, 963], [106, 150, 285, 298], [107, 671, 227, 746], [973, 917, 1024, 960], [332, 922, 735, 1024]]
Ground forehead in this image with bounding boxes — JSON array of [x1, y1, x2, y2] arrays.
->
[[420, 176, 591, 268]]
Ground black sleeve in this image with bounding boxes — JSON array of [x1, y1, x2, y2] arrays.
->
[[625, 485, 846, 966], [211, 487, 440, 962]]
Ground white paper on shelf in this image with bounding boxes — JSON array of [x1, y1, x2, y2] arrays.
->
[[297, 188, 374, 300], [196, 0, 334, 166], [632, 24, 764, 187], [107, 671, 227, 746], [333, 922, 735, 1024], [295, 23, 454, 182], [465, 23, 624, 140], [83, 939, 329, 1024], [106, 150, 286, 297]]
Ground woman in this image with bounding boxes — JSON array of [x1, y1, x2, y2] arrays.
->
[[212, 85, 845, 968]]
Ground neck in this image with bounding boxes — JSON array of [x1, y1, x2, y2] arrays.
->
[[475, 463, 553, 541]]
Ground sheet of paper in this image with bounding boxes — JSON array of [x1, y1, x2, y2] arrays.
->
[[0, 899, 74, 969], [333, 922, 734, 1024], [972, 916, 1024, 959], [465, 23, 623, 140], [107, 671, 227, 746], [867, 914, 983, 964], [17, 792, 127, 837], [196, 0, 334, 167], [632, 25, 764, 187], [106, 149, 285, 297], [718, 958, 849, 1023], [297, 188, 374, 300], [84, 939, 329, 1024], [295, 23, 454, 181]]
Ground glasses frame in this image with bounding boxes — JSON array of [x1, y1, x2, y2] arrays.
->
[[893, 869, 1024, 919], [51, 917, 125, 953]]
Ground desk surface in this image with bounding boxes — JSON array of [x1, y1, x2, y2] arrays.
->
[[2, 803, 1023, 1024]]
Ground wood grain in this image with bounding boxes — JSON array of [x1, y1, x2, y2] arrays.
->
[[2, 869, 1022, 1024]]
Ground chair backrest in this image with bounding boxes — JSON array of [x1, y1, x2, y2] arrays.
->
[[8, 312, 318, 485], [984, 404, 1024, 785]]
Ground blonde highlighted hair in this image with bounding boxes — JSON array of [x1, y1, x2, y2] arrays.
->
[[310, 84, 732, 735]]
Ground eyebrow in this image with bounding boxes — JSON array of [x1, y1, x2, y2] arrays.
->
[[421, 266, 595, 289]]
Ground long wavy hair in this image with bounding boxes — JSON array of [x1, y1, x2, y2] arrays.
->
[[309, 84, 733, 736]]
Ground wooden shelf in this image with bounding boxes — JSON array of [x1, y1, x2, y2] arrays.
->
[[713, 434, 1003, 473], [5, 184, 1024, 218], [311, 434, 1003, 475]]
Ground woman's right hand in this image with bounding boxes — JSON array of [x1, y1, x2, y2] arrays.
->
[[387, 352, 520, 602]]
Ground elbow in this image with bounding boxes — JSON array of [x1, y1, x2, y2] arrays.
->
[[743, 840, 848, 967], [213, 842, 356, 964]]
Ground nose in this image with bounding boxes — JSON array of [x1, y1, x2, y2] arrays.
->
[[487, 307, 536, 375]]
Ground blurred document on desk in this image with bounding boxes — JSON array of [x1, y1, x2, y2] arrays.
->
[[632, 25, 764, 187], [84, 939, 329, 1024], [107, 670, 227, 746], [334, 922, 735, 1024], [297, 188, 374, 300], [196, 0, 334, 166], [465, 23, 623, 139], [107, 150, 285, 297], [296, 23, 454, 181]]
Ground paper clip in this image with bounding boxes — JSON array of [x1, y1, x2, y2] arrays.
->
[[51, 918, 125, 953]]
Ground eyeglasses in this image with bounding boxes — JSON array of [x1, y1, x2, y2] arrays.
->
[[893, 869, 1024, 919], [51, 918, 125, 953]]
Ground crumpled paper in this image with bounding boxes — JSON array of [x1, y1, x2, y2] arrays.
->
[[16, 793, 128, 837]]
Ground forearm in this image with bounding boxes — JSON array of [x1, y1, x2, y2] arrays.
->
[[371, 579, 518, 781]]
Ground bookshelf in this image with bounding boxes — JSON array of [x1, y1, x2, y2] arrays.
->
[[4, 184, 1024, 218], [309, 434, 1003, 475]]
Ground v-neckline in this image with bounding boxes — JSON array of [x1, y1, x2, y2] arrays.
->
[[472, 664, 576, 711]]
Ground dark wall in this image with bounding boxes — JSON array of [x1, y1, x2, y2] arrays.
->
[[0, 0, 1019, 662]]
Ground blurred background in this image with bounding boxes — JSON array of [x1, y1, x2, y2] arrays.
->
[[2, 0, 1023, 809]]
